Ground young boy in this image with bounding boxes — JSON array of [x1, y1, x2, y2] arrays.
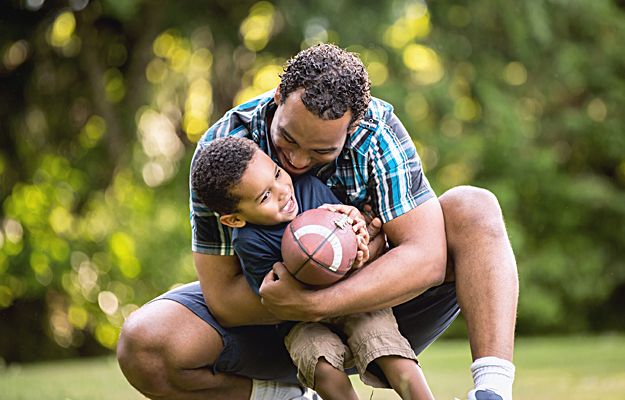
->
[[191, 136, 435, 400]]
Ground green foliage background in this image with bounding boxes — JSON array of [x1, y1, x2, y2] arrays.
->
[[1, 0, 624, 362]]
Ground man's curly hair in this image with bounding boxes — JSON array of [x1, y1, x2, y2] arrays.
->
[[191, 137, 259, 215], [278, 44, 371, 127]]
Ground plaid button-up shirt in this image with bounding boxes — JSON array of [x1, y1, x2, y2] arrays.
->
[[190, 89, 434, 255]]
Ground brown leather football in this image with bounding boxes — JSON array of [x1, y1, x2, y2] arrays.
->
[[281, 208, 358, 286]]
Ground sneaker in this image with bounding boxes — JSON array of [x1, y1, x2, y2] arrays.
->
[[468, 389, 503, 400], [301, 388, 321, 400]]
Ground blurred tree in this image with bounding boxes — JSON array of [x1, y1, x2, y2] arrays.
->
[[0, 0, 624, 362]]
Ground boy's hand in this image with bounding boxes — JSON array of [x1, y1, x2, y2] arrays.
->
[[362, 204, 388, 263], [362, 204, 383, 241], [318, 204, 370, 269]]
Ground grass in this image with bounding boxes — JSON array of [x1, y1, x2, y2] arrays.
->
[[1, 336, 624, 399]]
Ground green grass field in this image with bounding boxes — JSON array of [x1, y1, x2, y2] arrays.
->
[[1, 336, 623, 399]]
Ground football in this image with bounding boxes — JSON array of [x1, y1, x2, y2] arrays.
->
[[281, 208, 358, 286]]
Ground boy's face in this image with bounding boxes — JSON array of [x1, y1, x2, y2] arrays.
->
[[225, 150, 299, 227], [269, 89, 355, 176]]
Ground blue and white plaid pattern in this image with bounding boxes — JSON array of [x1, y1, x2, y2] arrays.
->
[[190, 89, 434, 255]]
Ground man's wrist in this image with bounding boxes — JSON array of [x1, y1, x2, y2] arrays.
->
[[305, 287, 330, 321]]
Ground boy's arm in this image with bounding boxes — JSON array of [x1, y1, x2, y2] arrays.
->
[[194, 253, 282, 328]]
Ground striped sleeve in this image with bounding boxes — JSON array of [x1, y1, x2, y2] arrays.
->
[[367, 114, 435, 224]]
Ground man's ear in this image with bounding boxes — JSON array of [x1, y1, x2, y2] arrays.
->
[[274, 87, 281, 104], [347, 123, 360, 135], [220, 214, 246, 228]]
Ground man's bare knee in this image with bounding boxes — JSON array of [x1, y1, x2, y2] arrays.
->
[[439, 186, 505, 237], [117, 303, 173, 397], [117, 299, 227, 398]]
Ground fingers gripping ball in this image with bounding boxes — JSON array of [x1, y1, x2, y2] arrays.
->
[[281, 208, 358, 286]]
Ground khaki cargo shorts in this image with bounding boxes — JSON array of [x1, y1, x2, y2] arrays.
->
[[284, 308, 418, 389]]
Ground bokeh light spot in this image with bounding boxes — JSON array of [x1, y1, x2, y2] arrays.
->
[[367, 62, 388, 86], [25, 0, 44, 11], [253, 65, 282, 92], [240, 2, 275, 52], [153, 32, 176, 58], [68, 305, 89, 329], [110, 232, 135, 259], [404, 93, 429, 122], [3, 40, 29, 70], [98, 291, 119, 315], [80, 115, 106, 148], [0, 286, 13, 308], [50, 10, 76, 48], [103, 68, 126, 103], [95, 324, 119, 349], [587, 98, 607, 122], [504, 62, 527, 85], [454, 97, 481, 122], [146, 58, 168, 83], [119, 257, 141, 279], [4, 219, 24, 244]]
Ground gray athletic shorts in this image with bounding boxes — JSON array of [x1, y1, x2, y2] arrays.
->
[[154, 281, 459, 384]]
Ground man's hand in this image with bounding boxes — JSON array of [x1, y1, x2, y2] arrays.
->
[[259, 262, 322, 322]]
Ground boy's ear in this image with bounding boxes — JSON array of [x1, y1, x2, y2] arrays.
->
[[220, 214, 246, 228]]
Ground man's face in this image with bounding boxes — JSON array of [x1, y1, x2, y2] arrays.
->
[[270, 89, 353, 176], [230, 150, 299, 226]]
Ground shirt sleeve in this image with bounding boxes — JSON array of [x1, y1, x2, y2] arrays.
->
[[368, 113, 435, 223], [233, 234, 281, 295]]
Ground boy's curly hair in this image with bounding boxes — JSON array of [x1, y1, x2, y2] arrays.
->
[[278, 44, 371, 127], [191, 137, 259, 215]]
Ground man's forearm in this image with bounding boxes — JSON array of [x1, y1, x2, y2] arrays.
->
[[311, 241, 445, 319]]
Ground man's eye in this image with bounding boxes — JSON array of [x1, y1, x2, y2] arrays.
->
[[283, 134, 296, 144]]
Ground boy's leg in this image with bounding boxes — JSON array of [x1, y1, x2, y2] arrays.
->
[[313, 357, 359, 400], [285, 322, 357, 400], [375, 356, 434, 400]]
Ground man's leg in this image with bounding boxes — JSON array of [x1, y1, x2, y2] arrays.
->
[[438, 186, 518, 399], [117, 299, 252, 400], [118, 281, 308, 400]]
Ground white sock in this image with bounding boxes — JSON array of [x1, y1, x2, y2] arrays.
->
[[250, 379, 307, 400], [470, 356, 515, 400]]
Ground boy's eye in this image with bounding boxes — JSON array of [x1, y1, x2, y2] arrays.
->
[[260, 191, 269, 203], [275, 169, 281, 179]]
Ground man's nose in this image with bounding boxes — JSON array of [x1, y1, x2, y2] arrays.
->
[[289, 150, 309, 168]]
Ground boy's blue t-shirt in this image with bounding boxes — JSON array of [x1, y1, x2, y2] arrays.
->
[[232, 175, 341, 295]]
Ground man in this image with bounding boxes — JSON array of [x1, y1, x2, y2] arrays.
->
[[117, 44, 518, 400]]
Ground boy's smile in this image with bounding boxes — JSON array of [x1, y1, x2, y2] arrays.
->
[[227, 150, 299, 226]]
